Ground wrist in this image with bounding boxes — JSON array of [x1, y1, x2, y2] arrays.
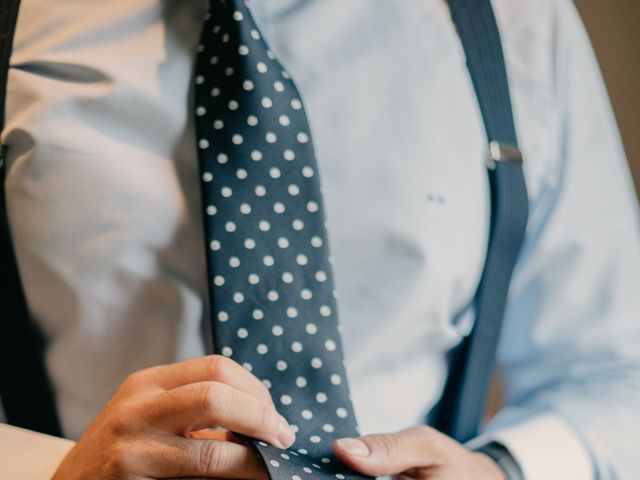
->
[[473, 442, 524, 480], [471, 451, 508, 480]]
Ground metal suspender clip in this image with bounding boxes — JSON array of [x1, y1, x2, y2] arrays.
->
[[487, 140, 523, 170]]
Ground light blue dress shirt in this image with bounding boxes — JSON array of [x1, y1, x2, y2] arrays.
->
[[2, 0, 639, 478]]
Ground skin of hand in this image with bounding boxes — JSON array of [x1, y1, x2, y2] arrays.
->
[[333, 426, 506, 480], [52, 355, 294, 480]]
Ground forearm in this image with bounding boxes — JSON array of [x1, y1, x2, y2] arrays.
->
[[0, 423, 74, 478]]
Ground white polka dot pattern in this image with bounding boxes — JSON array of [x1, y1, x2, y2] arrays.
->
[[193, 2, 367, 480]]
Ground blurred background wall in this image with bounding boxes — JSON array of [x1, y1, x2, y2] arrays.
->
[[576, 0, 640, 198]]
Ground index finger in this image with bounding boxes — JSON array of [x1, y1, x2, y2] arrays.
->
[[146, 355, 273, 406]]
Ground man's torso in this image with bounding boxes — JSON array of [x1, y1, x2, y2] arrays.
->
[[3, 0, 562, 438]]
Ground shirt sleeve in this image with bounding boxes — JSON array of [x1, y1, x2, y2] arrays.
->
[[474, 1, 640, 478]]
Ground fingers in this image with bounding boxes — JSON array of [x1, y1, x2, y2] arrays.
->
[[189, 429, 235, 441], [145, 355, 273, 406], [333, 426, 446, 476], [138, 436, 268, 480], [152, 381, 295, 449], [55, 357, 276, 480]]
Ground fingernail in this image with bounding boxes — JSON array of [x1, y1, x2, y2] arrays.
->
[[277, 415, 296, 448], [336, 438, 370, 457]]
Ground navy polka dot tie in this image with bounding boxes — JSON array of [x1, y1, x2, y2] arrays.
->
[[194, 2, 369, 479]]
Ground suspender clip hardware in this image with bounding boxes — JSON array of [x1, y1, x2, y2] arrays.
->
[[487, 141, 522, 170]]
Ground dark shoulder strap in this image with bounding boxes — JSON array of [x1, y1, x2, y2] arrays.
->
[[429, 0, 529, 441], [0, 0, 62, 436], [0, 0, 20, 131]]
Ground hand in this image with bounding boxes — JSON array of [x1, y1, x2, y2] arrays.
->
[[53, 355, 296, 480], [333, 426, 506, 480]]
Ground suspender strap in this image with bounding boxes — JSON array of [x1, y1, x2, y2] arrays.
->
[[0, 0, 62, 436], [430, 0, 529, 442]]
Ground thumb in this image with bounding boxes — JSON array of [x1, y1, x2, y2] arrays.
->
[[333, 426, 445, 477]]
